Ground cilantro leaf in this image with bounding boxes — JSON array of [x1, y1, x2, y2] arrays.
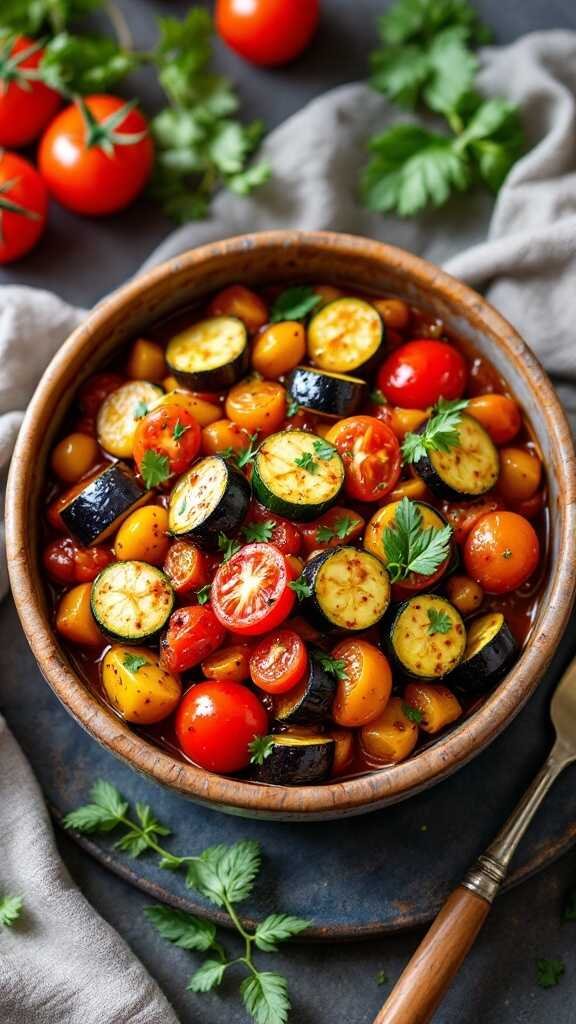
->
[[382, 496, 453, 581], [313, 650, 348, 681], [122, 653, 149, 673], [140, 449, 171, 489], [0, 894, 23, 929], [0, 0, 102, 36], [294, 452, 317, 473], [243, 520, 276, 543], [217, 533, 242, 561], [254, 913, 309, 952], [286, 396, 300, 418], [402, 702, 424, 724], [402, 397, 467, 463], [186, 839, 261, 907], [188, 959, 227, 993], [236, 434, 260, 469], [63, 780, 129, 834], [456, 98, 525, 191], [536, 958, 565, 989], [427, 607, 453, 634], [240, 971, 291, 1024], [288, 577, 312, 601], [370, 389, 387, 406], [196, 584, 211, 605], [40, 33, 138, 95], [172, 419, 190, 441], [270, 285, 321, 323], [312, 438, 337, 461], [145, 905, 217, 951], [315, 514, 361, 543], [249, 735, 275, 766], [377, 0, 491, 49]]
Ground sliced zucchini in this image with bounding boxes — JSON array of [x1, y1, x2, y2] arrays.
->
[[252, 733, 335, 785], [303, 546, 391, 630], [308, 297, 384, 375], [389, 594, 466, 680], [96, 381, 163, 458], [60, 462, 150, 546], [287, 366, 366, 418], [166, 316, 249, 391], [91, 560, 175, 643], [413, 414, 500, 500], [451, 611, 517, 693], [168, 455, 250, 545], [253, 429, 344, 521], [274, 660, 337, 724]]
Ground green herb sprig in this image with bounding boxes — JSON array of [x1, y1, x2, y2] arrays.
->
[[402, 398, 468, 464], [243, 520, 276, 543], [64, 780, 309, 1024], [0, 893, 23, 928], [312, 650, 348, 682], [427, 607, 453, 634], [316, 515, 361, 544], [270, 286, 321, 323], [382, 496, 453, 582], [288, 577, 312, 601], [217, 533, 242, 562]]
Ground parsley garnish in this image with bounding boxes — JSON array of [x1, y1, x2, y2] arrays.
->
[[312, 438, 337, 461], [243, 520, 276, 543], [0, 894, 23, 929], [123, 654, 149, 673], [236, 434, 260, 469], [196, 585, 211, 605], [402, 703, 424, 724], [217, 533, 242, 562], [376, 970, 389, 986], [427, 607, 453, 635], [133, 401, 149, 420], [382, 496, 453, 582], [288, 577, 312, 601], [316, 515, 361, 543], [286, 396, 300, 418], [64, 779, 309, 1022], [140, 449, 171, 489], [312, 650, 348, 681], [370, 388, 387, 406], [536, 958, 565, 989], [294, 452, 317, 473], [270, 285, 321, 323], [249, 735, 275, 766], [402, 398, 468, 464], [172, 419, 190, 441]]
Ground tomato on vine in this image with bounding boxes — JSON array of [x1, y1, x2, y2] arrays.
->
[[0, 151, 48, 264], [0, 35, 61, 148]]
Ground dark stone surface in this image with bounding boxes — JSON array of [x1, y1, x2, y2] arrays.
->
[[2, 1, 576, 1020]]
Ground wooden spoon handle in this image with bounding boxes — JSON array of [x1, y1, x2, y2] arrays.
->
[[372, 886, 490, 1024]]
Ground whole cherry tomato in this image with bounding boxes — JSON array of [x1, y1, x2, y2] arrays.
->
[[215, 0, 319, 67], [211, 543, 296, 636], [247, 502, 302, 555], [464, 511, 540, 594], [466, 394, 521, 445], [39, 95, 154, 215], [377, 340, 467, 409], [225, 379, 286, 435], [175, 680, 268, 773], [78, 373, 126, 416], [325, 415, 401, 502], [0, 36, 60, 147], [160, 605, 226, 674], [0, 151, 47, 263], [133, 404, 201, 484], [249, 629, 308, 694], [43, 537, 113, 584]]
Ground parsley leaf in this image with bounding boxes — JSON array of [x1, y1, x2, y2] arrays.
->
[[402, 703, 424, 724], [240, 972, 291, 1024], [249, 735, 276, 766], [316, 515, 361, 543], [270, 285, 322, 323], [370, 389, 387, 406], [140, 449, 171, 489], [186, 839, 261, 907], [294, 451, 317, 473], [243, 520, 276, 543], [217, 533, 241, 561], [144, 905, 217, 952], [188, 959, 227, 992], [382, 496, 453, 582], [40, 32, 138, 95], [427, 607, 453, 634], [236, 434, 259, 469], [286, 396, 300, 418], [288, 577, 312, 601], [123, 653, 149, 673], [172, 419, 190, 441], [536, 958, 565, 989], [0, 894, 23, 929], [378, 0, 490, 49], [63, 780, 129, 834], [0, 0, 102, 36], [254, 913, 309, 952], [312, 438, 337, 461], [313, 650, 348, 681], [196, 584, 211, 605], [402, 397, 468, 463], [133, 400, 149, 420]]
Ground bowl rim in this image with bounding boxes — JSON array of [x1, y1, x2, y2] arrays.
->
[[7, 229, 576, 819]]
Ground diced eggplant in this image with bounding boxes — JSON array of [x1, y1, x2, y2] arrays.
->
[[302, 546, 391, 631], [59, 462, 150, 546], [96, 381, 163, 459], [252, 429, 344, 521], [413, 414, 500, 501], [252, 733, 335, 785], [388, 594, 466, 680], [273, 660, 337, 724], [451, 611, 517, 693], [168, 455, 250, 546], [287, 366, 366, 418], [91, 560, 175, 643], [165, 316, 249, 391], [307, 297, 384, 375]]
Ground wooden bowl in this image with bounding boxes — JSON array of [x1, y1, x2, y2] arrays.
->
[[7, 231, 576, 821]]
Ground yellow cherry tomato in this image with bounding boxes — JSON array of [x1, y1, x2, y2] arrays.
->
[[225, 379, 286, 434], [56, 583, 103, 646], [360, 697, 419, 763], [382, 477, 429, 504], [102, 645, 181, 724], [154, 390, 221, 427], [208, 285, 268, 333], [389, 407, 429, 441], [126, 338, 166, 382], [251, 321, 306, 378], [497, 447, 542, 503], [114, 505, 170, 564], [445, 574, 484, 615], [403, 683, 462, 735], [51, 432, 99, 483], [331, 639, 392, 727], [202, 418, 252, 456], [372, 298, 410, 330]]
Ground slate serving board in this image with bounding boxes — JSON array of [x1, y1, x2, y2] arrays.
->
[[2, 596, 575, 941]]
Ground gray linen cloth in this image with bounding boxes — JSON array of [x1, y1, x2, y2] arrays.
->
[[1, 29, 576, 1024]]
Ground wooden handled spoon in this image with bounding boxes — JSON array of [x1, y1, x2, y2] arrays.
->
[[373, 654, 576, 1024]]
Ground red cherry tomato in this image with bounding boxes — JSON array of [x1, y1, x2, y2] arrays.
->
[[43, 537, 113, 584], [0, 151, 47, 263], [464, 511, 540, 594], [79, 373, 126, 416], [215, 0, 319, 67], [163, 541, 207, 595], [160, 605, 226, 674], [175, 680, 268, 773], [300, 506, 365, 554], [377, 340, 468, 409], [248, 502, 302, 555], [39, 95, 154, 216], [249, 629, 308, 694], [211, 543, 296, 636], [133, 404, 201, 482], [0, 36, 61, 147], [325, 416, 401, 502]]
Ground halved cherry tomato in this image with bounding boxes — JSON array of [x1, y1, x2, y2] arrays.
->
[[160, 605, 226, 674], [215, 0, 319, 67], [202, 418, 252, 457], [331, 639, 392, 727], [325, 415, 401, 502], [442, 498, 502, 546], [464, 511, 540, 594], [176, 680, 268, 772], [43, 537, 113, 584], [249, 629, 308, 694], [467, 394, 521, 445], [225, 379, 286, 435], [377, 340, 467, 409], [0, 151, 47, 263], [300, 506, 365, 554], [0, 36, 61, 148], [248, 502, 302, 555], [163, 541, 207, 595], [133, 404, 201, 482], [211, 543, 296, 636], [202, 644, 251, 682], [79, 373, 126, 416], [208, 285, 268, 332]]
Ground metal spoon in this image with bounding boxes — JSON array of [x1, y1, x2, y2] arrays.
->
[[372, 654, 576, 1024]]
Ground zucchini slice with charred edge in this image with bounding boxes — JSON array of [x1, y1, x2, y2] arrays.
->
[[253, 429, 344, 521], [168, 455, 250, 545], [303, 546, 391, 631], [252, 734, 335, 785], [451, 611, 517, 693], [97, 381, 163, 459], [308, 297, 384, 375], [91, 561, 175, 643], [166, 316, 249, 391], [389, 594, 466, 680], [273, 660, 337, 724], [287, 366, 366, 418], [413, 413, 500, 501], [60, 462, 150, 546]]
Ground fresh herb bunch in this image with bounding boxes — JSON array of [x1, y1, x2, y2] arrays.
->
[[64, 780, 309, 1024], [402, 397, 468, 463], [382, 496, 453, 582], [363, 0, 525, 216]]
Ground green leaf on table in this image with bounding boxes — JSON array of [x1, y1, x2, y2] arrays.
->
[[0, 0, 102, 35], [240, 971, 291, 1024], [456, 98, 525, 191], [0, 894, 23, 929], [145, 905, 217, 951], [536, 958, 565, 989], [186, 840, 261, 907], [188, 959, 227, 993], [135, 802, 171, 839], [63, 780, 128, 833], [254, 913, 309, 952], [377, 0, 491, 49], [270, 285, 321, 323]]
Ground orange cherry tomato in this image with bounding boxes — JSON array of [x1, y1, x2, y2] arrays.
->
[[403, 684, 462, 734], [325, 415, 401, 502], [133, 404, 201, 482], [225, 379, 286, 435], [388, 407, 429, 442], [445, 575, 484, 615], [251, 321, 306, 378], [464, 511, 540, 594], [467, 394, 521, 445], [249, 629, 308, 694], [175, 680, 268, 773], [202, 644, 251, 682], [215, 0, 319, 67], [201, 418, 252, 457], [360, 697, 419, 764], [51, 433, 99, 483], [0, 35, 61, 148], [331, 639, 392, 727], [163, 541, 207, 595], [208, 285, 268, 332], [497, 447, 542, 503]]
